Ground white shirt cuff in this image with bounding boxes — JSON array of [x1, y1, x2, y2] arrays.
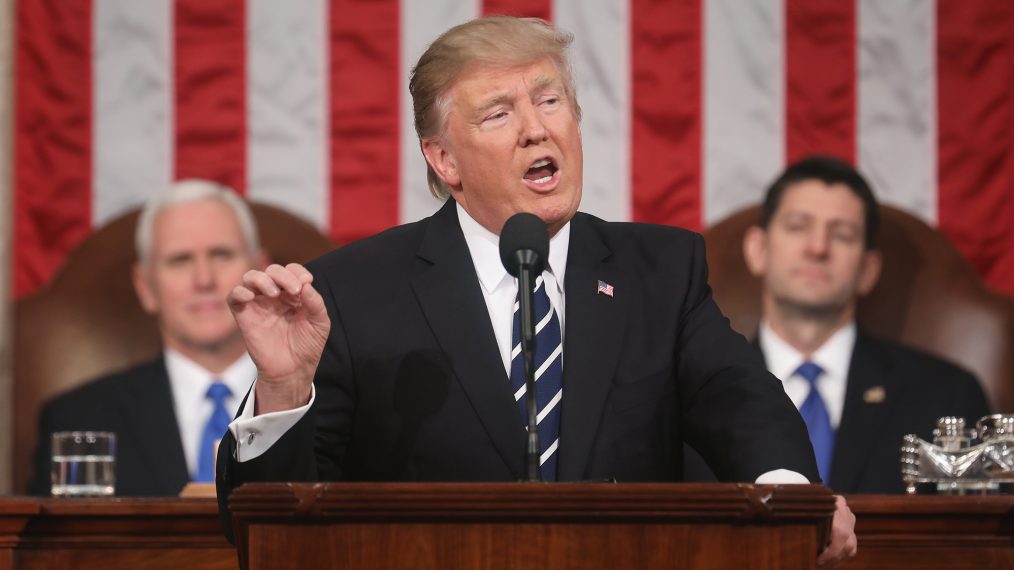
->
[[754, 469, 811, 484], [227, 381, 315, 462]]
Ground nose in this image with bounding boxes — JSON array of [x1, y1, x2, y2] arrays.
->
[[192, 256, 215, 289], [804, 228, 831, 259], [517, 101, 548, 147]]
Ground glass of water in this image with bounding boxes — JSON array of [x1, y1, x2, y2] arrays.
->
[[51, 431, 116, 497]]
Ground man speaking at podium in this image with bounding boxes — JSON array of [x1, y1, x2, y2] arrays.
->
[[217, 16, 856, 565]]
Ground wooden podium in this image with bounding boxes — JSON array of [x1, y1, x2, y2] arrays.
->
[[228, 483, 835, 570]]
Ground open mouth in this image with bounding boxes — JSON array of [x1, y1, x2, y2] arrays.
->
[[523, 158, 559, 184]]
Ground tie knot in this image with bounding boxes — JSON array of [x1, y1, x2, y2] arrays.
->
[[520, 275, 547, 296], [205, 381, 232, 404], [795, 362, 824, 386]]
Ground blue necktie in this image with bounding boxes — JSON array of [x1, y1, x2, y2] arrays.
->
[[796, 362, 834, 484], [196, 381, 232, 482], [509, 275, 564, 481]]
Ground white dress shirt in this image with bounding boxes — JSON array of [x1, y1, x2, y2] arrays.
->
[[229, 204, 809, 484], [164, 348, 256, 477], [758, 321, 856, 429], [457, 202, 569, 376]]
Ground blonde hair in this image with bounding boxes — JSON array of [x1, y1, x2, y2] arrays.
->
[[409, 16, 580, 200]]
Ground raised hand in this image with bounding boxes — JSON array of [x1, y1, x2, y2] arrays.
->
[[227, 263, 331, 413]]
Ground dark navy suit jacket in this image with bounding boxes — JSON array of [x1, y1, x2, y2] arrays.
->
[[684, 330, 990, 494], [217, 199, 818, 525]]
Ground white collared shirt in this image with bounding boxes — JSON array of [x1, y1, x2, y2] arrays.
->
[[456, 202, 570, 376], [758, 321, 856, 429], [164, 348, 256, 477]]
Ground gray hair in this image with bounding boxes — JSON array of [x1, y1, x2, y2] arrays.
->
[[135, 179, 259, 265], [409, 16, 580, 200]]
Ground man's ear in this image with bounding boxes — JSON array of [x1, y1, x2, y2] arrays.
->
[[132, 262, 160, 315], [856, 249, 882, 296], [742, 226, 768, 278], [421, 138, 460, 189]]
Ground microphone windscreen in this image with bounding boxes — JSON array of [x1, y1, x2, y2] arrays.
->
[[499, 213, 549, 277]]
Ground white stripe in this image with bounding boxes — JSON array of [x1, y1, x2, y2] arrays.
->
[[511, 307, 556, 362], [534, 344, 563, 380], [512, 276, 550, 359], [247, 0, 329, 229], [555, 0, 631, 222], [536, 389, 562, 424], [857, 0, 936, 223], [92, 0, 173, 225], [703, 0, 785, 225], [514, 383, 526, 402], [399, 0, 480, 224], [540, 438, 559, 465], [534, 306, 555, 335]]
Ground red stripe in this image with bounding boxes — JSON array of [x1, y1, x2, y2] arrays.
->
[[482, 0, 552, 20], [630, 0, 702, 231], [937, 2, 1014, 297], [784, 0, 855, 164], [328, 0, 401, 244], [174, 0, 246, 194], [14, 0, 93, 298]]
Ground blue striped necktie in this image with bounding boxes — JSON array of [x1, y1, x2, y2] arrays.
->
[[196, 381, 232, 482], [509, 275, 564, 481], [796, 362, 835, 484]]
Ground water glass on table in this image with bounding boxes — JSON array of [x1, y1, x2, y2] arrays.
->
[[51, 431, 116, 497]]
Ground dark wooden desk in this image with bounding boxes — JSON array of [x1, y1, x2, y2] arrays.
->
[[0, 497, 236, 570], [229, 483, 835, 570], [841, 494, 1014, 569], [0, 493, 1011, 569]]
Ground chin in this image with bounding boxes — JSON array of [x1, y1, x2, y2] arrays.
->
[[535, 203, 576, 228], [186, 327, 241, 348]]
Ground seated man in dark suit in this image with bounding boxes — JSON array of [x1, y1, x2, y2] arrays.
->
[[30, 180, 265, 496], [733, 155, 989, 494], [217, 17, 856, 565]]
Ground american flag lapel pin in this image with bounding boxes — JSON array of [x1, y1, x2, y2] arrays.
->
[[596, 279, 615, 297]]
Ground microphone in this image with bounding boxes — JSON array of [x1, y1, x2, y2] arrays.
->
[[499, 213, 550, 483]]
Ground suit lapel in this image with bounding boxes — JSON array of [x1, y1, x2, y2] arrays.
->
[[558, 215, 628, 480], [829, 331, 893, 491], [411, 200, 525, 478], [121, 358, 190, 492]]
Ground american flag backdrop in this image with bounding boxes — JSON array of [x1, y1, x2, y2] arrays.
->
[[12, 0, 1014, 299]]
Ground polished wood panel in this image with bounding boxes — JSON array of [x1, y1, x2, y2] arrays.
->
[[842, 494, 1014, 570], [0, 498, 236, 570], [229, 483, 836, 570], [0, 491, 1010, 569]]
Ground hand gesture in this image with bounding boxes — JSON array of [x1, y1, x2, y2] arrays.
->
[[227, 263, 331, 413], [817, 494, 858, 567]]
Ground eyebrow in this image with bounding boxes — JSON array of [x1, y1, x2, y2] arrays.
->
[[474, 74, 563, 114], [781, 211, 862, 229]]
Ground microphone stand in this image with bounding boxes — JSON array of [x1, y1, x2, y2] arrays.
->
[[515, 253, 542, 483]]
